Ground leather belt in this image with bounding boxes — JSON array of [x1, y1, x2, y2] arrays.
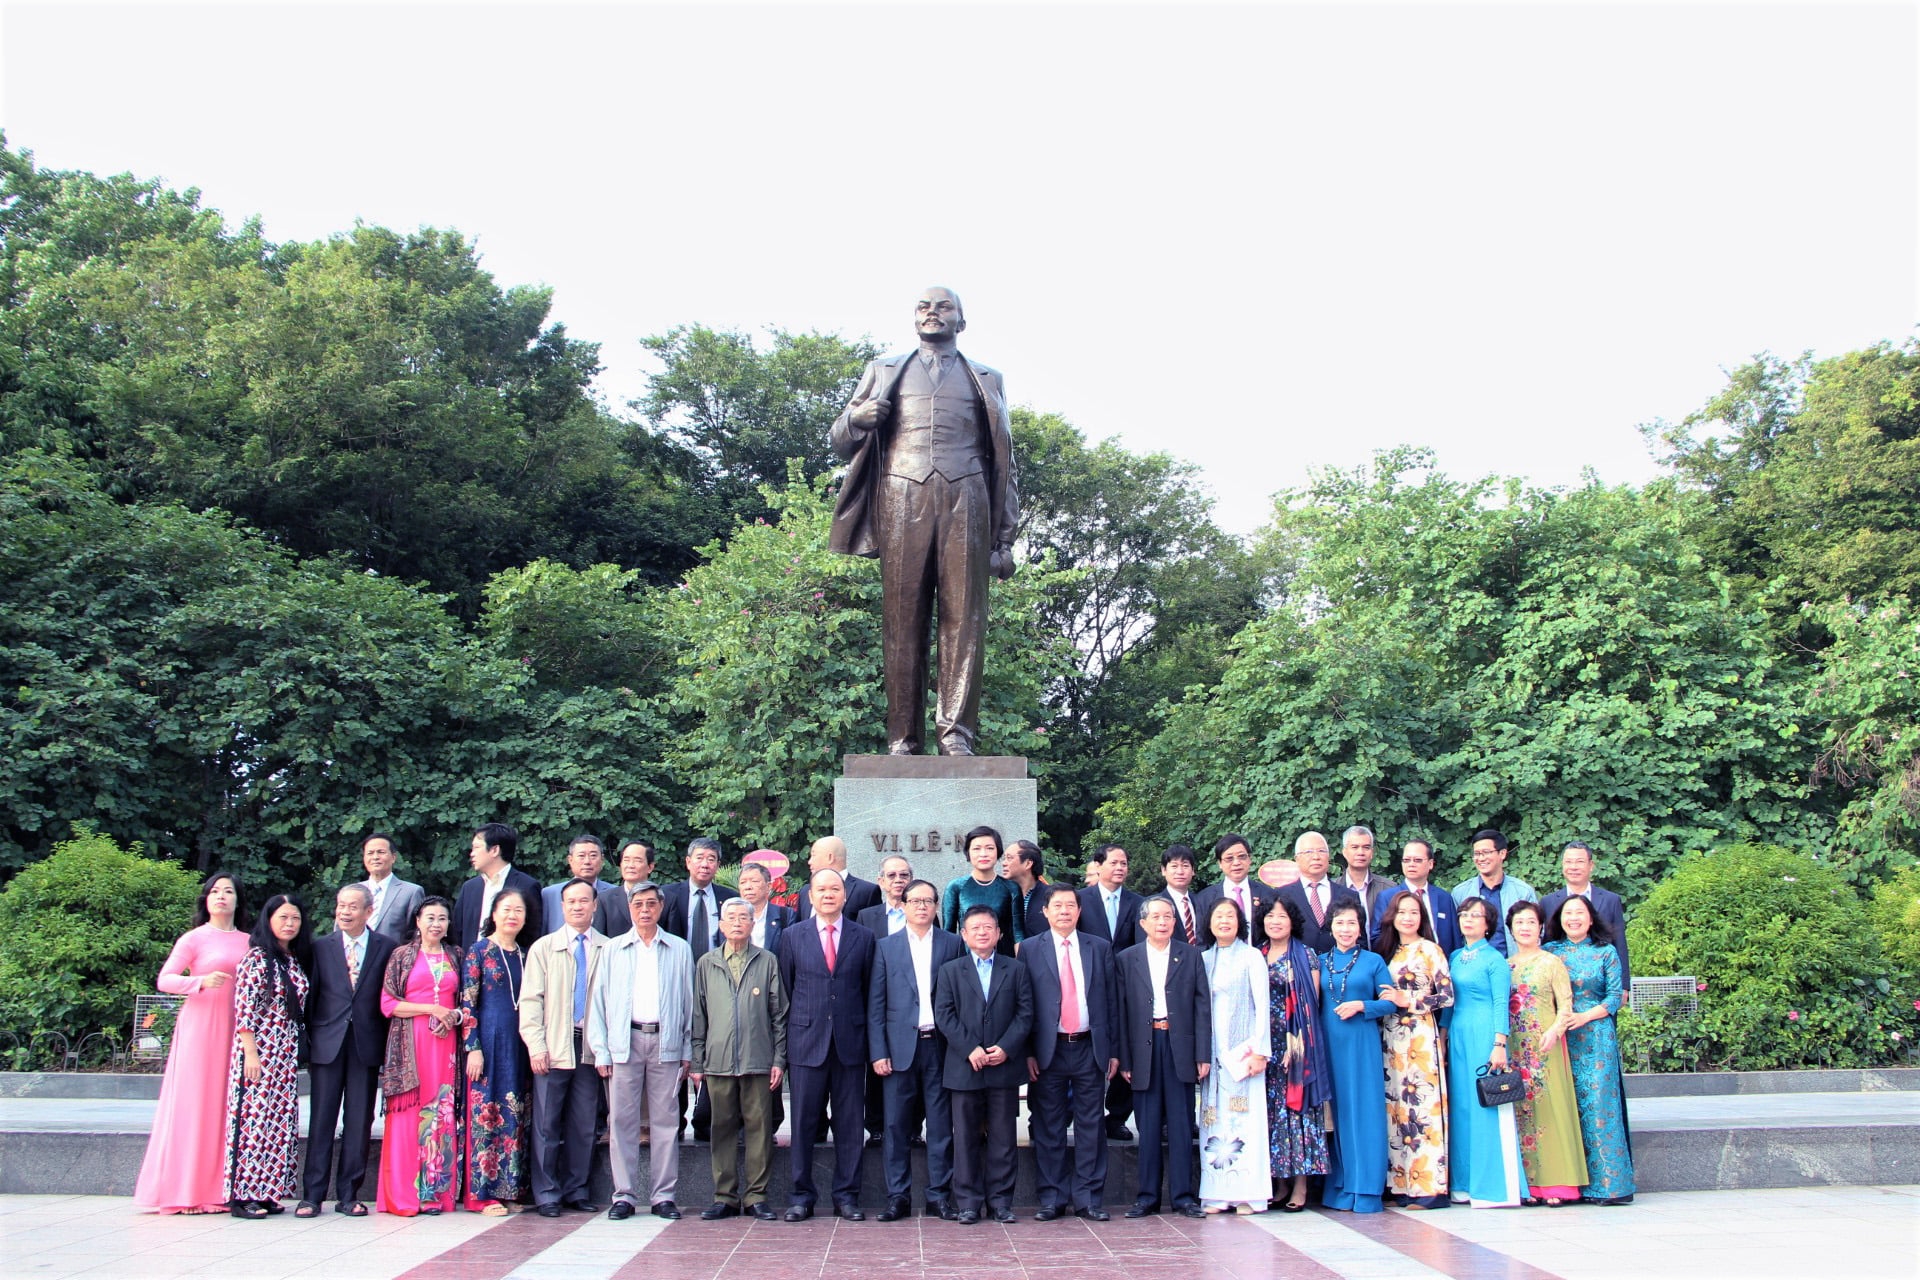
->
[[1151, 1018, 1170, 1030], [631, 1021, 660, 1033], [917, 1029, 939, 1039], [1059, 1030, 1092, 1042]]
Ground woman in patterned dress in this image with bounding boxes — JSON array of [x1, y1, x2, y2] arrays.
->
[[135, 873, 252, 1214], [1545, 897, 1635, 1205], [1372, 889, 1454, 1209], [1259, 896, 1329, 1212], [378, 896, 468, 1216], [461, 889, 532, 1214], [1198, 899, 1272, 1213], [1442, 897, 1527, 1207], [222, 894, 312, 1219], [1505, 900, 1587, 1205]]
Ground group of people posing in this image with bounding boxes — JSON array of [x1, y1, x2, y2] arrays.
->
[[130, 820, 1635, 1226]]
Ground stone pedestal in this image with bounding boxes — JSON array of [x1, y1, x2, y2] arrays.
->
[[832, 756, 1038, 885]]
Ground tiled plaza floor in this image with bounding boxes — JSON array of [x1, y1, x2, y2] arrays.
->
[[2, 1185, 1915, 1280]]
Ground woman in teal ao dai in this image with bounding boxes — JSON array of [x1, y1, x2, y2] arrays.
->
[[1442, 897, 1528, 1207], [1545, 897, 1635, 1204], [1317, 901, 1396, 1213]]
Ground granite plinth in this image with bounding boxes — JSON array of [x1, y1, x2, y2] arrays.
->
[[834, 756, 1037, 885]]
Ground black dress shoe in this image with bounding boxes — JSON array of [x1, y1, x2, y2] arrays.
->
[[1077, 1206, 1111, 1222], [692, 1129, 711, 1143], [931, 1200, 959, 1221], [990, 1207, 1018, 1223], [652, 1200, 682, 1219], [877, 1198, 911, 1222], [608, 1202, 635, 1220], [1105, 1125, 1134, 1141], [1176, 1204, 1207, 1219], [563, 1199, 601, 1214], [748, 1202, 779, 1221], [956, 1209, 981, 1224], [1033, 1205, 1063, 1221], [833, 1202, 864, 1221], [700, 1202, 740, 1220], [865, 1134, 883, 1148], [783, 1204, 813, 1222], [536, 1203, 564, 1218], [1125, 1202, 1160, 1218]]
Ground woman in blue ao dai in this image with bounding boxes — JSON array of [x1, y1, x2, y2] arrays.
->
[[1443, 896, 1528, 1207], [1318, 902, 1396, 1213]]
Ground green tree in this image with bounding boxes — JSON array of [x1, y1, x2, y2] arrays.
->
[[1648, 341, 1920, 611], [1099, 450, 1817, 895], [1806, 597, 1920, 877], [1011, 409, 1265, 855], [636, 325, 878, 532]]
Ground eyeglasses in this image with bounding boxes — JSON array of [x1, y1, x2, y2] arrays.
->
[[904, 895, 938, 906]]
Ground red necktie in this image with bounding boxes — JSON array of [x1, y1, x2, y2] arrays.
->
[[1309, 882, 1326, 927], [823, 922, 837, 973], [1059, 938, 1080, 1033], [1180, 897, 1197, 946]]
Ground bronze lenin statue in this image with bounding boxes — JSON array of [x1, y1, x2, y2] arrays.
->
[[828, 287, 1018, 756]]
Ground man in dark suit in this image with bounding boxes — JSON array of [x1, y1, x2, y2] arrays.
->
[[857, 855, 914, 938], [1019, 884, 1121, 1221], [358, 832, 423, 942], [736, 862, 798, 952], [1117, 897, 1210, 1219], [1076, 843, 1143, 1140], [1274, 831, 1362, 954], [542, 834, 627, 937], [1002, 840, 1051, 940], [777, 869, 877, 1221], [1194, 833, 1275, 944], [934, 905, 1034, 1224], [1149, 845, 1205, 948], [1540, 841, 1632, 986], [660, 837, 737, 1143], [298, 883, 396, 1216], [455, 822, 543, 951], [1395, 837, 1463, 954], [796, 835, 882, 919], [867, 877, 965, 1221]]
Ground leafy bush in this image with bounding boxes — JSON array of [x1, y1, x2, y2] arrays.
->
[[0, 827, 201, 1041], [1866, 867, 1920, 976], [1627, 843, 1915, 1068]]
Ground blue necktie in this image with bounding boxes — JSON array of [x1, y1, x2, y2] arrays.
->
[[572, 934, 587, 1023]]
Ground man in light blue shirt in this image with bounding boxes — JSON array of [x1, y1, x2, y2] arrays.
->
[[1450, 828, 1537, 956]]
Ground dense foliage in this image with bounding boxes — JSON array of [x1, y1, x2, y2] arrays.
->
[[3, 139, 1917, 1070], [1623, 845, 1917, 1070], [0, 830, 201, 1043]]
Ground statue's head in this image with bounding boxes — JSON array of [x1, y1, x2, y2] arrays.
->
[[915, 286, 965, 344]]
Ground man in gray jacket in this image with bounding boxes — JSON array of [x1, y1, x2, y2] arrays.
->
[[589, 883, 693, 1221], [691, 898, 787, 1221]]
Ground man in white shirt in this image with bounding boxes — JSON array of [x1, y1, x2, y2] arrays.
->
[[359, 832, 423, 942], [455, 822, 542, 950], [1020, 884, 1120, 1220], [1194, 834, 1273, 944], [1340, 825, 1389, 927], [859, 855, 915, 937], [868, 877, 965, 1220], [590, 883, 693, 1221], [1116, 899, 1209, 1219]]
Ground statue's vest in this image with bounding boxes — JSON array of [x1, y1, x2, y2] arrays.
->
[[886, 355, 986, 483]]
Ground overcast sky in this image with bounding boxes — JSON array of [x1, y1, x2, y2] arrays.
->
[[5, 1, 1914, 534]]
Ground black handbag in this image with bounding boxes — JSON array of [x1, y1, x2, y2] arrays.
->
[[1475, 1061, 1523, 1107]]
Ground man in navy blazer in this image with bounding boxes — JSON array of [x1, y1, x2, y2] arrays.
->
[[300, 883, 396, 1214], [454, 823, 544, 951], [1117, 898, 1210, 1218], [1192, 834, 1275, 944], [1274, 831, 1363, 954], [541, 834, 628, 937], [934, 905, 1034, 1224], [777, 869, 877, 1220], [867, 878, 965, 1221], [1394, 838, 1463, 953], [1540, 842, 1632, 986], [1020, 884, 1121, 1220]]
